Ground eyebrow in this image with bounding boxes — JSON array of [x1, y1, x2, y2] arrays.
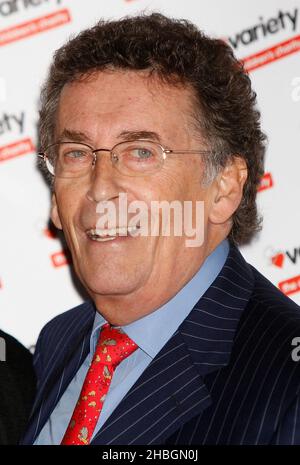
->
[[118, 130, 162, 143], [56, 129, 162, 145], [57, 129, 93, 144]]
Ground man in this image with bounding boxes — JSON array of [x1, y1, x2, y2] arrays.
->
[[0, 330, 36, 444], [22, 13, 300, 445]]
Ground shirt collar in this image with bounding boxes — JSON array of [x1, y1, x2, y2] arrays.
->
[[90, 239, 229, 359]]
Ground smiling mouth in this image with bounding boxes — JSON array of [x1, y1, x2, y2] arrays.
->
[[86, 226, 140, 241]]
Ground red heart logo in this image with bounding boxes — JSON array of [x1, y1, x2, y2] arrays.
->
[[271, 253, 284, 268]]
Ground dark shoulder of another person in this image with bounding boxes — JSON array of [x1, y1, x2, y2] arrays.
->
[[0, 330, 36, 445]]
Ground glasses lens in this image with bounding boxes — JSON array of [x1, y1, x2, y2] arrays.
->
[[46, 143, 93, 178], [114, 141, 163, 176]]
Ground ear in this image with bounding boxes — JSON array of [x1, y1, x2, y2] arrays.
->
[[50, 192, 63, 230], [208, 156, 248, 225]]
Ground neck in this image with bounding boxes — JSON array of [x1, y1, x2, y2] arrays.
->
[[92, 234, 227, 326]]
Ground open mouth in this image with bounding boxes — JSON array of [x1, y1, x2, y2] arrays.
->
[[86, 226, 140, 241]]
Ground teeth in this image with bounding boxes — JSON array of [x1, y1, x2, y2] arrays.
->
[[89, 236, 116, 242], [87, 225, 140, 240]]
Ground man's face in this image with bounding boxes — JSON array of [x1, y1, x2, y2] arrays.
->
[[51, 70, 217, 324]]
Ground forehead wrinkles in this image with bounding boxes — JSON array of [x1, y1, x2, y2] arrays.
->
[[56, 70, 202, 145]]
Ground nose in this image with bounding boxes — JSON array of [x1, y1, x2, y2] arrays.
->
[[86, 150, 121, 203]]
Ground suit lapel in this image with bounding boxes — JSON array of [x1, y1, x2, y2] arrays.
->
[[22, 301, 95, 444], [180, 244, 254, 375], [91, 244, 255, 444], [92, 328, 212, 445]]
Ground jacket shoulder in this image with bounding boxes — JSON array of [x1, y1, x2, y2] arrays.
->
[[249, 265, 300, 323], [33, 300, 95, 377], [231, 265, 300, 422], [204, 264, 300, 444], [235, 264, 300, 361], [37, 300, 95, 343]]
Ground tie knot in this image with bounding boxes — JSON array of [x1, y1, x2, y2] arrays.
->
[[93, 322, 138, 367]]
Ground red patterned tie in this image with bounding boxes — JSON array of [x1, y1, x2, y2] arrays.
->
[[61, 322, 138, 445]]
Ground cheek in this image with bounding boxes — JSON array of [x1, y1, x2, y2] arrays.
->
[[157, 164, 204, 201], [55, 178, 86, 206], [146, 168, 188, 200], [54, 184, 83, 230]]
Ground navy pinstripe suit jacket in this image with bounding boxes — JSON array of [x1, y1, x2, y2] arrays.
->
[[22, 244, 300, 445]]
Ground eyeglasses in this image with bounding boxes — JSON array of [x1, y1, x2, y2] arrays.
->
[[38, 139, 213, 178]]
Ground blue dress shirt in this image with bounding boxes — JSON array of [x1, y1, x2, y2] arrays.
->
[[35, 239, 229, 444]]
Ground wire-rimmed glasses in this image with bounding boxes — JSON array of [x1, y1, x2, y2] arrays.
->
[[38, 139, 213, 178]]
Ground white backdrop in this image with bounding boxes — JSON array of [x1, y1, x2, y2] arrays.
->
[[0, 0, 299, 348]]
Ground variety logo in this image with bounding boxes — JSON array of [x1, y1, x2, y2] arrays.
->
[[279, 274, 300, 296], [42, 223, 68, 267], [0, 0, 62, 17], [0, 7, 70, 46], [266, 245, 300, 269], [228, 9, 298, 50], [0, 137, 34, 162], [51, 250, 70, 268], [0, 111, 25, 136], [227, 8, 300, 72], [271, 252, 285, 268], [242, 34, 300, 72], [43, 224, 69, 267], [258, 172, 274, 192], [44, 226, 58, 239]]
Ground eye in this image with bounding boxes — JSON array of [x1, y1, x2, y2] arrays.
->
[[64, 150, 88, 159], [130, 148, 153, 159], [60, 148, 91, 165]]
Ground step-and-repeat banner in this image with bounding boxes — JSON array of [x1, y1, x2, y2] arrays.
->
[[0, 0, 299, 348]]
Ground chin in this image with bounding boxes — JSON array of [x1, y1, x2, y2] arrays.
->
[[81, 272, 145, 298], [73, 249, 152, 298]]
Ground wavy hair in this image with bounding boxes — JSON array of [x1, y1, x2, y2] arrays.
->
[[38, 13, 266, 245]]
